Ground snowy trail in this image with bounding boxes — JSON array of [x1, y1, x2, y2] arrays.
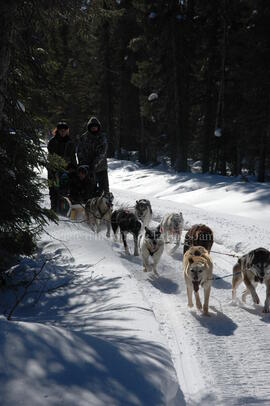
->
[[2, 161, 270, 405], [110, 182, 270, 405]]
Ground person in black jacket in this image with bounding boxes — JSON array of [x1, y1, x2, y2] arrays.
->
[[76, 117, 109, 194], [69, 165, 96, 204], [47, 121, 71, 211]]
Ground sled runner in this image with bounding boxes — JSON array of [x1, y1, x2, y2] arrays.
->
[[58, 196, 85, 220]]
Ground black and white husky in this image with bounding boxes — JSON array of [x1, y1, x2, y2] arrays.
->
[[232, 247, 270, 312], [111, 209, 142, 256], [135, 199, 152, 228], [139, 225, 164, 275], [160, 212, 184, 253]]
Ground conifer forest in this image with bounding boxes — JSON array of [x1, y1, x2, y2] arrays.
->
[[0, 0, 270, 259]]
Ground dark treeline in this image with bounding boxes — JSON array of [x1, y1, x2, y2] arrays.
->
[[2, 0, 270, 177], [0, 0, 270, 264]]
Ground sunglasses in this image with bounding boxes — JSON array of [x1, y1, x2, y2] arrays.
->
[[58, 125, 69, 130]]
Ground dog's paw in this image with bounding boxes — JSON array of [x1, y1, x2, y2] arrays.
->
[[263, 306, 270, 313], [203, 311, 210, 317], [253, 295, 260, 305], [203, 306, 210, 316], [230, 299, 239, 307]]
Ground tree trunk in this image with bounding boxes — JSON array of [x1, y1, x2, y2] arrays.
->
[[102, 3, 115, 157], [202, 77, 216, 173], [139, 103, 147, 164], [172, 0, 194, 172], [257, 130, 267, 182], [104, 26, 114, 157], [0, 3, 16, 130], [116, 55, 125, 159], [217, 1, 227, 176], [171, 15, 186, 171], [202, 10, 218, 173], [232, 138, 241, 177]]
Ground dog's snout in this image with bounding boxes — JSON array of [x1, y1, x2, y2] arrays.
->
[[259, 272, 265, 282]]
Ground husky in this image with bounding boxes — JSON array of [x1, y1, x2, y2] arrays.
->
[[135, 199, 152, 228], [183, 246, 213, 315], [111, 209, 142, 256], [85, 192, 114, 237], [160, 212, 184, 253], [232, 247, 270, 312], [139, 225, 164, 275], [183, 224, 214, 254]]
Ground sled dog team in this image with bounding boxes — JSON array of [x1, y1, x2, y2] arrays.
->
[[83, 192, 270, 316]]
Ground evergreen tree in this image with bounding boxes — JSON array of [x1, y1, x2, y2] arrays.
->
[[0, 1, 80, 269]]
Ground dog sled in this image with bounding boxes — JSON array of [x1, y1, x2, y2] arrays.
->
[[56, 164, 96, 220], [58, 196, 86, 220]]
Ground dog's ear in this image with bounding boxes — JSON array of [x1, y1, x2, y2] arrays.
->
[[189, 257, 194, 264], [97, 191, 105, 205]]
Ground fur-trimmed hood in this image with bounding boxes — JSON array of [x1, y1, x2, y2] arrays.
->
[[87, 116, 101, 133]]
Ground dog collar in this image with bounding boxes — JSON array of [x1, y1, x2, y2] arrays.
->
[[254, 275, 264, 283]]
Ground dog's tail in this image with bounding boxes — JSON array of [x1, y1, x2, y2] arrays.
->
[[111, 210, 119, 235]]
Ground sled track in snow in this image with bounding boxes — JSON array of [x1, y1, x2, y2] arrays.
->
[[111, 189, 270, 406], [51, 187, 270, 405], [124, 242, 270, 405]]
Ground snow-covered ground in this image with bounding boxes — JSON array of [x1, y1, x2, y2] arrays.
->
[[1, 160, 270, 405]]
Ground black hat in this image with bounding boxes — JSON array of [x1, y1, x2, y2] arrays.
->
[[87, 117, 101, 133], [57, 121, 69, 130]]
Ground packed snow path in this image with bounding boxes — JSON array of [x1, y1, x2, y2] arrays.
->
[[110, 186, 270, 406], [109, 161, 270, 405]]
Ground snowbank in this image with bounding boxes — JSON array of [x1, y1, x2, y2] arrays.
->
[[0, 221, 182, 406], [108, 159, 270, 225]]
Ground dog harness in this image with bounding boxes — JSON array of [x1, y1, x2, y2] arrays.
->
[[145, 241, 160, 256], [89, 197, 112, 220]]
